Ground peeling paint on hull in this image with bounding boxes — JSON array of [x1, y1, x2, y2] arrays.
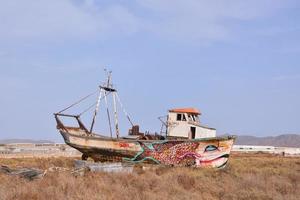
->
[[60, 130, 236, 168]]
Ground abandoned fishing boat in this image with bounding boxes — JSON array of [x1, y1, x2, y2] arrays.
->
[[54, 72, 236, 168]]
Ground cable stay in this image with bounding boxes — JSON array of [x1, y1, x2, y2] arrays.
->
[[116, 93, 134, 127], [57, 90, 98, 114]]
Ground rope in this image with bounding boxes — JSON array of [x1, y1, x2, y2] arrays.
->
[[78, 92, 112, 116], [78, 102, 97, 116], [58, 90, 98, 114], [116, 93, 134, 126]]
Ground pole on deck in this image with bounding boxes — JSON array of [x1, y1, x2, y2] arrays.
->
[[90, 89, 102, 133], [104, 91, 113, 138], [112, 92, 120, 138], [104, 70, 113, 138]]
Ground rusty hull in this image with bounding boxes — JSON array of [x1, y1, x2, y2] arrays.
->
[[59, 127, 236, 168]]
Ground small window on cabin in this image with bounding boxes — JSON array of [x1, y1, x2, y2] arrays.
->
[[177, 114, 186, 121], [188, 114, 195, 122], [191, 115, 196, 121], [177, 114, 182, 121], [187, 114, 198, 122]]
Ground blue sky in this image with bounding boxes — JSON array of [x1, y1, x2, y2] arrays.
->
[[0, 0, 300, 141]]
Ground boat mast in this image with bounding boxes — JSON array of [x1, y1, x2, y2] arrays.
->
[[56, 70, 134, 138], [104, 71, 113, 138], [89, 70, 132, 138], [112, 92, 120, 138], [90, 70, 114, 135], [90, 88, 103, 133]]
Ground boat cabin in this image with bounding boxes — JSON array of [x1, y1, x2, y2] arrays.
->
[[166, 108, 216, 139]]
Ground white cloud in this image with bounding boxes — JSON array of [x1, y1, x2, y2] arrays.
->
[[136, 0, 291, 42], [0, 0, 295, 44], [0, 0, 139, 42], [0, 1, 95, 39], [96, 5, 140, 36]]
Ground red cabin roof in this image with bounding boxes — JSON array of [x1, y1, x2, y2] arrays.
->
[[169, 108, 201, 115]]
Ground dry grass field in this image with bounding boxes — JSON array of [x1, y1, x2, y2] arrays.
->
[[0, 154, 299, 200]]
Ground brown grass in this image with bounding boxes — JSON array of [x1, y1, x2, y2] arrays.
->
[[0, 154, 299, 200]]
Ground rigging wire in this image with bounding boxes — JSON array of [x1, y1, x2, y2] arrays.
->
[[78, 91, 112, 116], [58, 90, 98, 114], [116, 93, 134, 126], [78, 102, 97, 116]]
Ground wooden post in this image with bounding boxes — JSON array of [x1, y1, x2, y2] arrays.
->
[[90, 89, 102, 133], [113, 92, 120, 138]]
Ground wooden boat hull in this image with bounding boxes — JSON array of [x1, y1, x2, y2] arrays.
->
[[60, 129, 236, 168]]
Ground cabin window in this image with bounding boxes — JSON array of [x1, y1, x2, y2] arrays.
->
[[193, 115, 197, 121], [177, 114, 182, 121], [176, 114, 186, 121], [188, 114, 199, 122]]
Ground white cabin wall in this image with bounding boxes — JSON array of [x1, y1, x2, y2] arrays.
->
[[168, 125, 190, 138], [195, 126, 216, 138], [167, 112, 190, 138]]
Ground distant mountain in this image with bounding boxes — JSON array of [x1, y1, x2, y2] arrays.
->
[[0, 139, 54, 144], [234, 134, 300, 148]]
